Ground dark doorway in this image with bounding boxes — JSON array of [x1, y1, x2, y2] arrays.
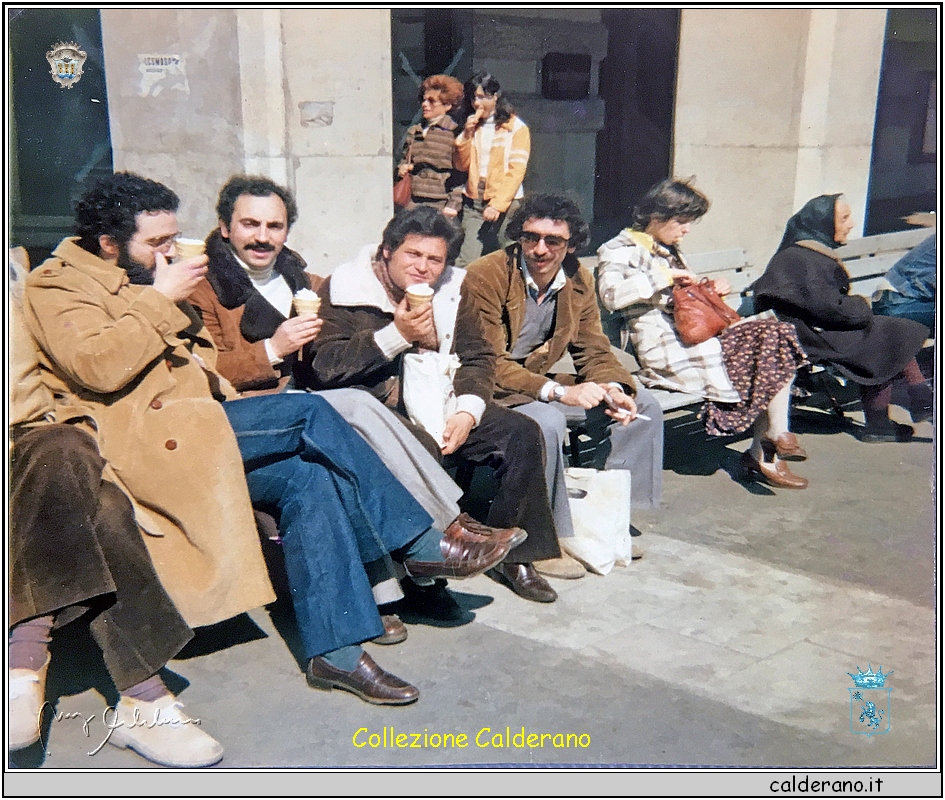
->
[[8, 8, 113, 265], [390, 9, 473, 164], [865, 8, 937, 234], [593, 9, 680, 243]]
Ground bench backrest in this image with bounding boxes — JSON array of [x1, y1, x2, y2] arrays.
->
[[832, 228, 933, 299]]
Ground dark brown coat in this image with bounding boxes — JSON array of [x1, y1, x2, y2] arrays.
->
[[299, 262, 494, 410], [754, 242, 928, 385], [188, 232, 324, 394]]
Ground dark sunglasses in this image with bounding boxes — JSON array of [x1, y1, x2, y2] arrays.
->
[[519, 232, 570, 249]]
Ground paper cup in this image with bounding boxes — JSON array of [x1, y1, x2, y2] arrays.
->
[[405, 283, 434, 309], [175, 238, 206, 260], [293, 297, 321, 316]]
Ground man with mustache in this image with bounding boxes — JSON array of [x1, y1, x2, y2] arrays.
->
[[188, 175, 523, 625]]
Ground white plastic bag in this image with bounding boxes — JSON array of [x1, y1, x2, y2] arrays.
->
[[561, 467, 633, 575], [402, 351, 461, 447]]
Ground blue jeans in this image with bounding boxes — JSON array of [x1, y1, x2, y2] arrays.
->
[[223, 393, 434, 659], [872, 290, 934, 333]]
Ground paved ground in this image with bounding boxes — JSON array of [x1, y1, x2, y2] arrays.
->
[[8, 385, 938, 782]]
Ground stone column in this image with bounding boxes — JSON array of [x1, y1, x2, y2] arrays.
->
[[100, 8, 245, 238], [280, 9, 394, 274], [101, 8, 394, 272], [673, 8, 887, 268]]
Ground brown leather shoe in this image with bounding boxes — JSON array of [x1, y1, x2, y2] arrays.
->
[[306, 651, 419, 705], [403, 524, 512, 580], [371, 614, 407, 645], [451, 513, 528, 550], [488, 562, 558, 603], [771, 432, 807, 461], [740, 451, 809, 490]]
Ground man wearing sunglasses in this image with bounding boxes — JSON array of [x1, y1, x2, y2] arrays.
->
[[464, 193, 664, 579]]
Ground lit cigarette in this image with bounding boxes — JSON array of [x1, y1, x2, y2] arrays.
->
[[634, 414, 652, 421]]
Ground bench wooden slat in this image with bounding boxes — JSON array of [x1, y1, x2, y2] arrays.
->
[[842, 252, 904, 280], [834, 229, 932, 260], [686, 248, 749, 273]]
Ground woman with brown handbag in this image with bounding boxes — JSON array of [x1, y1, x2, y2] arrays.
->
[[597, 178, 811, 489], [394, 75, 465, 216]]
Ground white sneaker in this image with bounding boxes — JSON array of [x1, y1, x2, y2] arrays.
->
[[107, 694, 224, 768], [9, 658, 50, 750]]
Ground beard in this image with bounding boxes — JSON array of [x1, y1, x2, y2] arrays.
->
[[117, 244, 155, 285]]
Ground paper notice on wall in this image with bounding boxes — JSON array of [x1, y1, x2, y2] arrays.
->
[[138, 54, 189, 97]]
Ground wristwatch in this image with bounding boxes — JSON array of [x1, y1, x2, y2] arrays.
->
[[550, 384, 567, 402]]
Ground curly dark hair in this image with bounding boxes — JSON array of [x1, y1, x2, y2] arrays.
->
[[216, 175, 299, 229], [630, 178, 710, 231], [464, 72, 515, 126], [74, 172, 179, 253], [506, 193, 590, 250], [379, 206, 464, 265], [419, 74, 464, 108]]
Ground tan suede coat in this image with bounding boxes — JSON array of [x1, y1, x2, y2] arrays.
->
[[23, 239, 275, 627], [463, 245, 637, 406]]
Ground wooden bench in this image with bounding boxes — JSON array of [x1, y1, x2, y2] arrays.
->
[[831, 227, 933, 300]]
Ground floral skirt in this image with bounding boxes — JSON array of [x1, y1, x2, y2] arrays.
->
[[700, 319, 808, 436]]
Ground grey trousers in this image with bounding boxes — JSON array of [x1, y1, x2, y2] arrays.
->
[[455, 198, 520, 267], [312, 388, 462, 531], [513, 384, 664, 539]]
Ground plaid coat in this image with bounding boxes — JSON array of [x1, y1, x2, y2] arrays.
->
[[597, 229, 739, 403]]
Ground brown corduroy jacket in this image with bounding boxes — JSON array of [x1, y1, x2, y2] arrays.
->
[[463, 245, 637, 406], [23, 239, 275, 628]]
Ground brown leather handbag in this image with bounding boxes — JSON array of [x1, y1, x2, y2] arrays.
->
[[393, 173, 412, 209], [393, 143, 413, 209], [672, 278, 741, 346]]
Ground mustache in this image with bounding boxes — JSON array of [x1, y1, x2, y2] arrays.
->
[[244, 242, 275, 252]]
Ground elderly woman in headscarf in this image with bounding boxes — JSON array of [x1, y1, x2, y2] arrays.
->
[[753, 194, 932, 443]]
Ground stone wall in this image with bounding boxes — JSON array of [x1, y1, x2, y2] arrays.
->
[[101, 8, 393, 274], [672, 8, 887, 269], [100, 8, 245, 240]]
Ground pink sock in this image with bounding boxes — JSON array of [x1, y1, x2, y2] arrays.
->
[[120, 673, 170, 704], [9, 615, 54, 670], [901, 358, 925, 385]]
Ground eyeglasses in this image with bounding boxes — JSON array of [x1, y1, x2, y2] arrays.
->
[[136, 233, 180, 252], [519, 232, 570, 249], [420, 96, 444, 106]]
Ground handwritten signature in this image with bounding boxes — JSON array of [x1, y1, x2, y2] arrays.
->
[[39, 702, 201, 756]]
